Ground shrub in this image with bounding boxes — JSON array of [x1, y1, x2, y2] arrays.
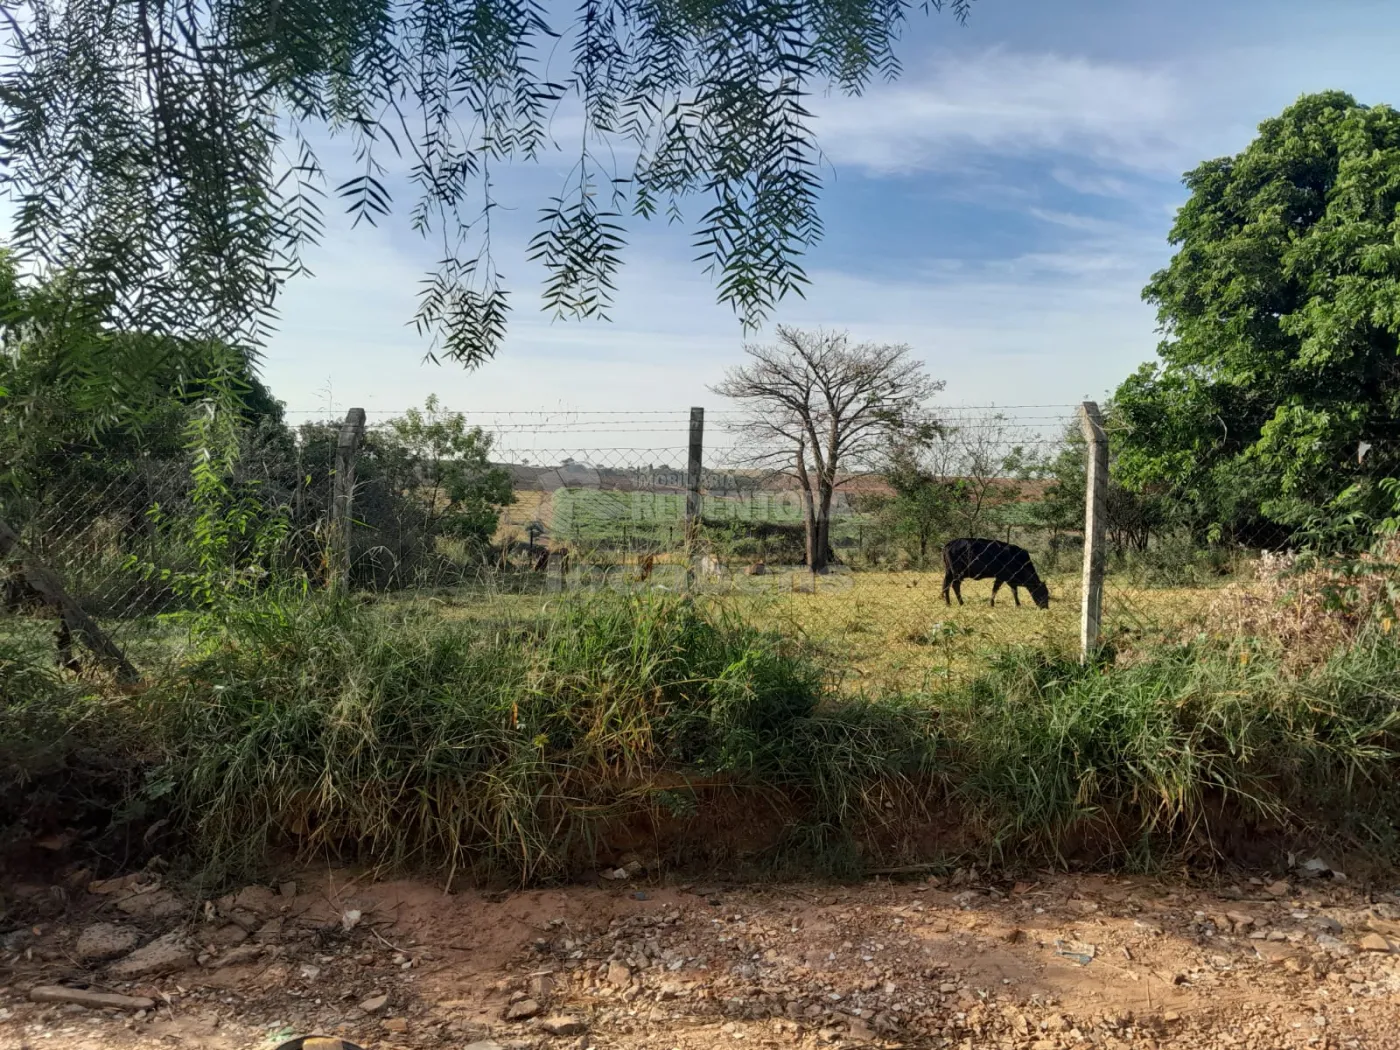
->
[[144, 593, 840, 880]]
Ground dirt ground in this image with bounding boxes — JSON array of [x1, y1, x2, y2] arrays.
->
[[3, 862, 1400, 1050]]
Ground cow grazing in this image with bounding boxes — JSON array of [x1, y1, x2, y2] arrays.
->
[[941, 538, 1050, 609]]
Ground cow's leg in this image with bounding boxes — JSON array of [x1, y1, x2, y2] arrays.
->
[[942, 571, 953, 606], [952, 579, 964, 606], [1012, 585, 1021, 607], [990, 578, 1002, 606]]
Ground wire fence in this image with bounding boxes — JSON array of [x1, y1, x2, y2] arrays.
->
[[0, 402, 1289, 690]]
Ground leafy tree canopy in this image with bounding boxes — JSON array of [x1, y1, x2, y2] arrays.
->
[[0, 0, 974, 369], [0, 249, 282, 491], [1118, 91, 1400, 541]]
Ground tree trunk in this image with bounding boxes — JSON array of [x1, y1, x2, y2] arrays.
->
[[812, 480, 835, 572], [794, 444, 819, 569]]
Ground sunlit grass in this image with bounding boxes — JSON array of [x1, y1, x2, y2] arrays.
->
[[398, 566, 1230, 694]]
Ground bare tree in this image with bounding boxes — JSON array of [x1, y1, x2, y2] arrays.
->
[[941, 412, 1035, 538], [713, 327, 942, 571]]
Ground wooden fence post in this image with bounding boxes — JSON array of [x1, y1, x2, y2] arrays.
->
[[684, 407, 704, 590], [1079, 400, 1108, 662], [330, 408, 366, 595]]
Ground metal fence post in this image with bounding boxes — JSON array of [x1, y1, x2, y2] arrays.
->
[[330, 407, 366, 595], [1079, 400, 1108, 661], [684, 406, 704, 590]]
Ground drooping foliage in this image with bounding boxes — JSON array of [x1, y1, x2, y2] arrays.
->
[[1119, 91, 1400, 544], [0, 0, 975, 368]]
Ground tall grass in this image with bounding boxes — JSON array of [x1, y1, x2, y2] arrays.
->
[[934, 636, 1400, 867], [16, 593, 1400, 883], [145, 594, 866, 881]]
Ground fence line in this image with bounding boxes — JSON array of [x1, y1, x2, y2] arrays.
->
[[2, 398, 1295, 687]]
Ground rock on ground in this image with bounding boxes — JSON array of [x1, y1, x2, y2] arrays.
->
[[73, 923, 141, 963], [540, 1015, 588, 1036], [107, 930, 196, 977]]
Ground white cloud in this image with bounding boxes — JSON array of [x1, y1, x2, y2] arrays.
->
[[812, 48, 1190, 176]]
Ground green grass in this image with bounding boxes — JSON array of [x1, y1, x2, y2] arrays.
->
[[6, 591, 1400, 885], [933, 638, 1400, 866]]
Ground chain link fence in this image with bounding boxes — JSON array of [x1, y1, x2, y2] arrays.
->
[[2, 402, 1292, 689]]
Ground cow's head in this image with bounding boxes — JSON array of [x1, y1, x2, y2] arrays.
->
[[1029, 580, 1051, 609]]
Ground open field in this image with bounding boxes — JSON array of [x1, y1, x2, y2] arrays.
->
[[0, 563, 1231, 694], [395, 566, 1228, 693]]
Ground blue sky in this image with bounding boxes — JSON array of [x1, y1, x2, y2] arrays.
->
[[262, 0, 1400, 435]]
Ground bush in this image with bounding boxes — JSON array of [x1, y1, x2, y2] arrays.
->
[[1206, 540, 1400, 670], [144, 593, 846, 880], [0, 642, 157, 871], [934, 638, 1400, 866]]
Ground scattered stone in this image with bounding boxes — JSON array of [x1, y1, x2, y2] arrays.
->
[[115, 889, 185, 920], [506, 998, 542, 1021], [29, 986, 154, 1011], [74, 923, 141, 963], [279, 881, 297, 898], [1368, 915, 1400, 939], [108, 931, 196, 978], [1359, 933, 1394, 953], [208, 944, 262, 969], [207, 924, 249, 947], [1226, 910, 1255, 928], [1265, 880, 1290, 897], [606, 961, 631, 987], [846, 1017, 877, 1041], [464, 1043, 505, 1050], [540, 1015, 587, 1036], [383, 1017, 410, 1034], [361, 994, 390, 1013], [253, 918, 283, 944]]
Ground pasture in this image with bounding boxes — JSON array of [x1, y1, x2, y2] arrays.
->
[[401, 562, 1227, 694]]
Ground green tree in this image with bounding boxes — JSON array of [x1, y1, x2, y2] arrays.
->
[[381, 396, 516, 547], [287, 398, 515, 587], [0, 0, 977, 368], [868, 444, 966, 567], [1118, 91, 1400, 545], [0, 248, 285, 497]]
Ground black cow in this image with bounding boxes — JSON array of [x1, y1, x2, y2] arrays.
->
[[941, 538, 1050, 609]]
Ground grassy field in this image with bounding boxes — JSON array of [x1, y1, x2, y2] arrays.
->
[[394, 565, 1225, 693]]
